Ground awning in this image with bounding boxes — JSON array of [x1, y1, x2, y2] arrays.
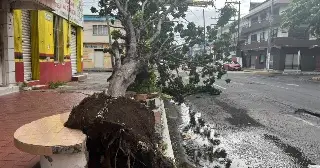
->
[[10, 0, 55, 11]]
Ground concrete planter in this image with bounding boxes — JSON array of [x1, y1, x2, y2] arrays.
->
[[147, 97, 175, 162]]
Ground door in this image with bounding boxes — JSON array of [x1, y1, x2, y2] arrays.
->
[[70, 26, 77, 75], [269, 54, 274, 69], [285, 54, 299, 70], [21, 10, 32, 81], [94, 50, 104, 68], [316, 56, 320, 71], [251, 55, 256, 69]]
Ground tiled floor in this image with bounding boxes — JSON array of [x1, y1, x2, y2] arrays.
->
[[0, 91, 86, 168]]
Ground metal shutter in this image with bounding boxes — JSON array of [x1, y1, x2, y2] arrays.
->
[[21, 10, 32, 81], [70, 26, 77, 75]]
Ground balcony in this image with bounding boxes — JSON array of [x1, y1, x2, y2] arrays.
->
[[241, 15, 281, 35], [241, 37, 320, 51]]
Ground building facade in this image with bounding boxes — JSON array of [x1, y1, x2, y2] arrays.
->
[[0, 0, 84, 90], [240, 0, 320, 71], [216, 22, 242, 64], [83, 15, 123, 70]]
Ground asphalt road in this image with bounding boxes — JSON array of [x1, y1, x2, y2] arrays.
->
[[185, 72, 320, 167]]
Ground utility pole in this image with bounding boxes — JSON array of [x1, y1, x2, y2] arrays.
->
[[203, 8, 206, 54], [225, 1, 241, 58], [266, 0, 274, 71], [237, 1, 241, 58]]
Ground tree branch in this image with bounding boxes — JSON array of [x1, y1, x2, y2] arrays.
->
[[114, 0, 137, 59], [148, 0, 179, 43], [142, 0, 148, 14], [114, 0, 128, 16], [125, 0, 129, 11], [112, 41, 122, 69]]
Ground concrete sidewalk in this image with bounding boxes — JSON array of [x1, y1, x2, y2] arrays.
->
[[0, 91, 86, 168]]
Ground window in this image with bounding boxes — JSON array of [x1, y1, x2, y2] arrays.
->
[[272, 28, 278, 37], [260, 13, 267, 21], [93, 25, 108, 36], [251, 34, 258, 42], [259, 54, 265, 64], [260, 32, 265, 41], [53, 15, 63, 62], [273, 8, 280, 15], [251, 17, 259, 24]]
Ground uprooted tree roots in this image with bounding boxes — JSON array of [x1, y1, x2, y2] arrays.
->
[[64, 92, 174, 168]]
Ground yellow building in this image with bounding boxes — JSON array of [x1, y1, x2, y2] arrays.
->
[[0, 0, 84, 89]]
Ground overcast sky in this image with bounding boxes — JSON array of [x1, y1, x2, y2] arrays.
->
[[82, 0, 266, 26]]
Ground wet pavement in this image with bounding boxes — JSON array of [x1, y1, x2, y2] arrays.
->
[[0, 72, 110, 167], [184, 73, 320, 167]]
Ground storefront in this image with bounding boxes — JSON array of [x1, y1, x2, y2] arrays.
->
[[0, 0, 57, 88], [13, 0, 84, 85]]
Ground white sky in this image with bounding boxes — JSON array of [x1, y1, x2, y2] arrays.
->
[[82, 0, 266, 26]]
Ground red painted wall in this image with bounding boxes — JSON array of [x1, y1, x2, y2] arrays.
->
[[15, 62, 24, 83], [39, 62, 72, 84]]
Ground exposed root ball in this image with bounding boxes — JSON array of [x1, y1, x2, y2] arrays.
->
[[65, 92, 174, 168]]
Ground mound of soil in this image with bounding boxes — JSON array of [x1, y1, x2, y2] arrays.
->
[[65, 92, 174, 168]]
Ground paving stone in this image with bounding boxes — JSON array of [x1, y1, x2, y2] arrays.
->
[[0, 91, 86, 167]]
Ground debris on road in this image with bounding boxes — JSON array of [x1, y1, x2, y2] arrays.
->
[[178, 102, 232, 168]]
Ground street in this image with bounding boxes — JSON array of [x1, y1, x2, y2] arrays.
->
[[185, 73, 320, 167]]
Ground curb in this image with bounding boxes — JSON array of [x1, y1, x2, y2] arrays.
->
[[242, 69, 282, 75], [83, 69, 113, 72], [150, 98, 175, 162]]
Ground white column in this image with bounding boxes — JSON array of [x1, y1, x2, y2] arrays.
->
[[0, 0, 16, 86]]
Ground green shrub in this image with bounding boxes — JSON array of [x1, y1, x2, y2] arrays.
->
[[128, 69, 159, 94], [49, 81, 66, 89]]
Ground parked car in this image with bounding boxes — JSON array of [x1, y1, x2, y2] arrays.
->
[[224, 61, 242, 71]]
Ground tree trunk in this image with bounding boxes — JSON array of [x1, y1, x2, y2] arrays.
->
[[107, 60, 139, 97]]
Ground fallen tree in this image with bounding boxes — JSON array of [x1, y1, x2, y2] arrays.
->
[[90, 0, 236, 99], [65, 0, 237, 167]]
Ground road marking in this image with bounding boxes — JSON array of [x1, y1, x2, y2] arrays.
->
[[290, 116, 320, 128], [254, 81, 266, 85], [232, 82, 244, 85], [286, 84, 300, 87], [213, 83, 227, 90]]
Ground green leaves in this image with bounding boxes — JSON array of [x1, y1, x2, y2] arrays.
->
[[92, 0, 235, 101], [90, 7, 98, 13], [111, 30, 123, 40], [217, 5, 237, 27], [282, 0, 320, 37]]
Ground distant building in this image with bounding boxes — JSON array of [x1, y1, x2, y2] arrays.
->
[[240, 0, 320, 71], [217, 21, 243, 65], [83, 15, 124, 70]]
